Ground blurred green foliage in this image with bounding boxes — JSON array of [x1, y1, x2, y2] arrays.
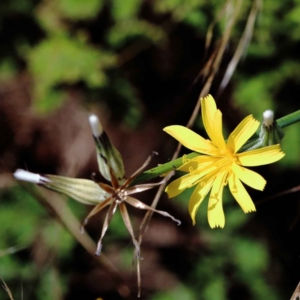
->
[[58, 0, 104, 20], [1, 0, 300, 299], [28, 35, 115, 112], [151, 285, 196, 300], [0, 186, 75, 299]]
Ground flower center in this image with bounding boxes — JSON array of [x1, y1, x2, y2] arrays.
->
[[220, 148, 234, 157], [217, 151, 237, 173], [113, 188, 127, 203]]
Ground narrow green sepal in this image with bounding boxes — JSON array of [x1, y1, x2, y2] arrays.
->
[[259, 120, 284, 146], [13, 169, 110, 205], [45, 175, 111, 205], [89, 115, 125, 184]]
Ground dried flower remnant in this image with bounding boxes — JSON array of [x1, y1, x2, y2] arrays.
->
[[1, 277, 15, 300], [14, 115, 180, 258]]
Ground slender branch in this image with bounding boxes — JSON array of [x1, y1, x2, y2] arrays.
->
[[290, 281, 300, 300], [132, 152, 198, 185]]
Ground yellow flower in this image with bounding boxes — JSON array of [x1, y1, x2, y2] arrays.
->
[[163, 95, 285, 228]]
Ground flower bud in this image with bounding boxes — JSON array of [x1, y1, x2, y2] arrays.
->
[[260, 110, 285, 146]]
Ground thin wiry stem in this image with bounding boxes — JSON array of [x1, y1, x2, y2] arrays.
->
[[137, 183, 166, 244], [136, 255, 141, 298], [290, 282, 300, 300], [256, 185, 300, 205], [204, 0, 232, 52], [123, 151, 158, 188], [1, 277, 14, 300], [217, 0, 261, 97], [0, 244, 27, 258], [256, 184, 300, 231]]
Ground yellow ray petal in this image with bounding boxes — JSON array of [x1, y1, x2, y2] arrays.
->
[[207, 172, 226, 228], [227, 115, 260, 153], [178, 156, 212, 172], [231, 163, 266, 191], [211, 110, 227, 150], [178, 155, 219, 173], [165, 173, 200, 198], [163, 125, 217, 154], [201, 95, 218, 143], [188, 174, 215, 225], [228, 174, 256, 213], [237, 144, 285, 166]]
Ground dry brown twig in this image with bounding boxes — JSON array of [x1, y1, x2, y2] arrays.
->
[[290, 282, 300, 300], [1, 277, 15, 300], [217, 0, 261, 97]]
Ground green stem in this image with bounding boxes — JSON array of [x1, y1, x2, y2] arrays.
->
[[276, 110, 300, 128], [132, 152, 199, 185], [133, 109, 300, 185]]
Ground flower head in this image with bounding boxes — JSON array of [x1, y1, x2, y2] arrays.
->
[[164, 95, 285, 228]]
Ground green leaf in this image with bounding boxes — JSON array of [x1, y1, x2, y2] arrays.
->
[[28, 35, 116, 113], [233, 238, 268, 275], [108, 20, 166, 48], [150, 285, 196, 300], [58, 0, 104, 20], [111, 0, 141, 20]]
